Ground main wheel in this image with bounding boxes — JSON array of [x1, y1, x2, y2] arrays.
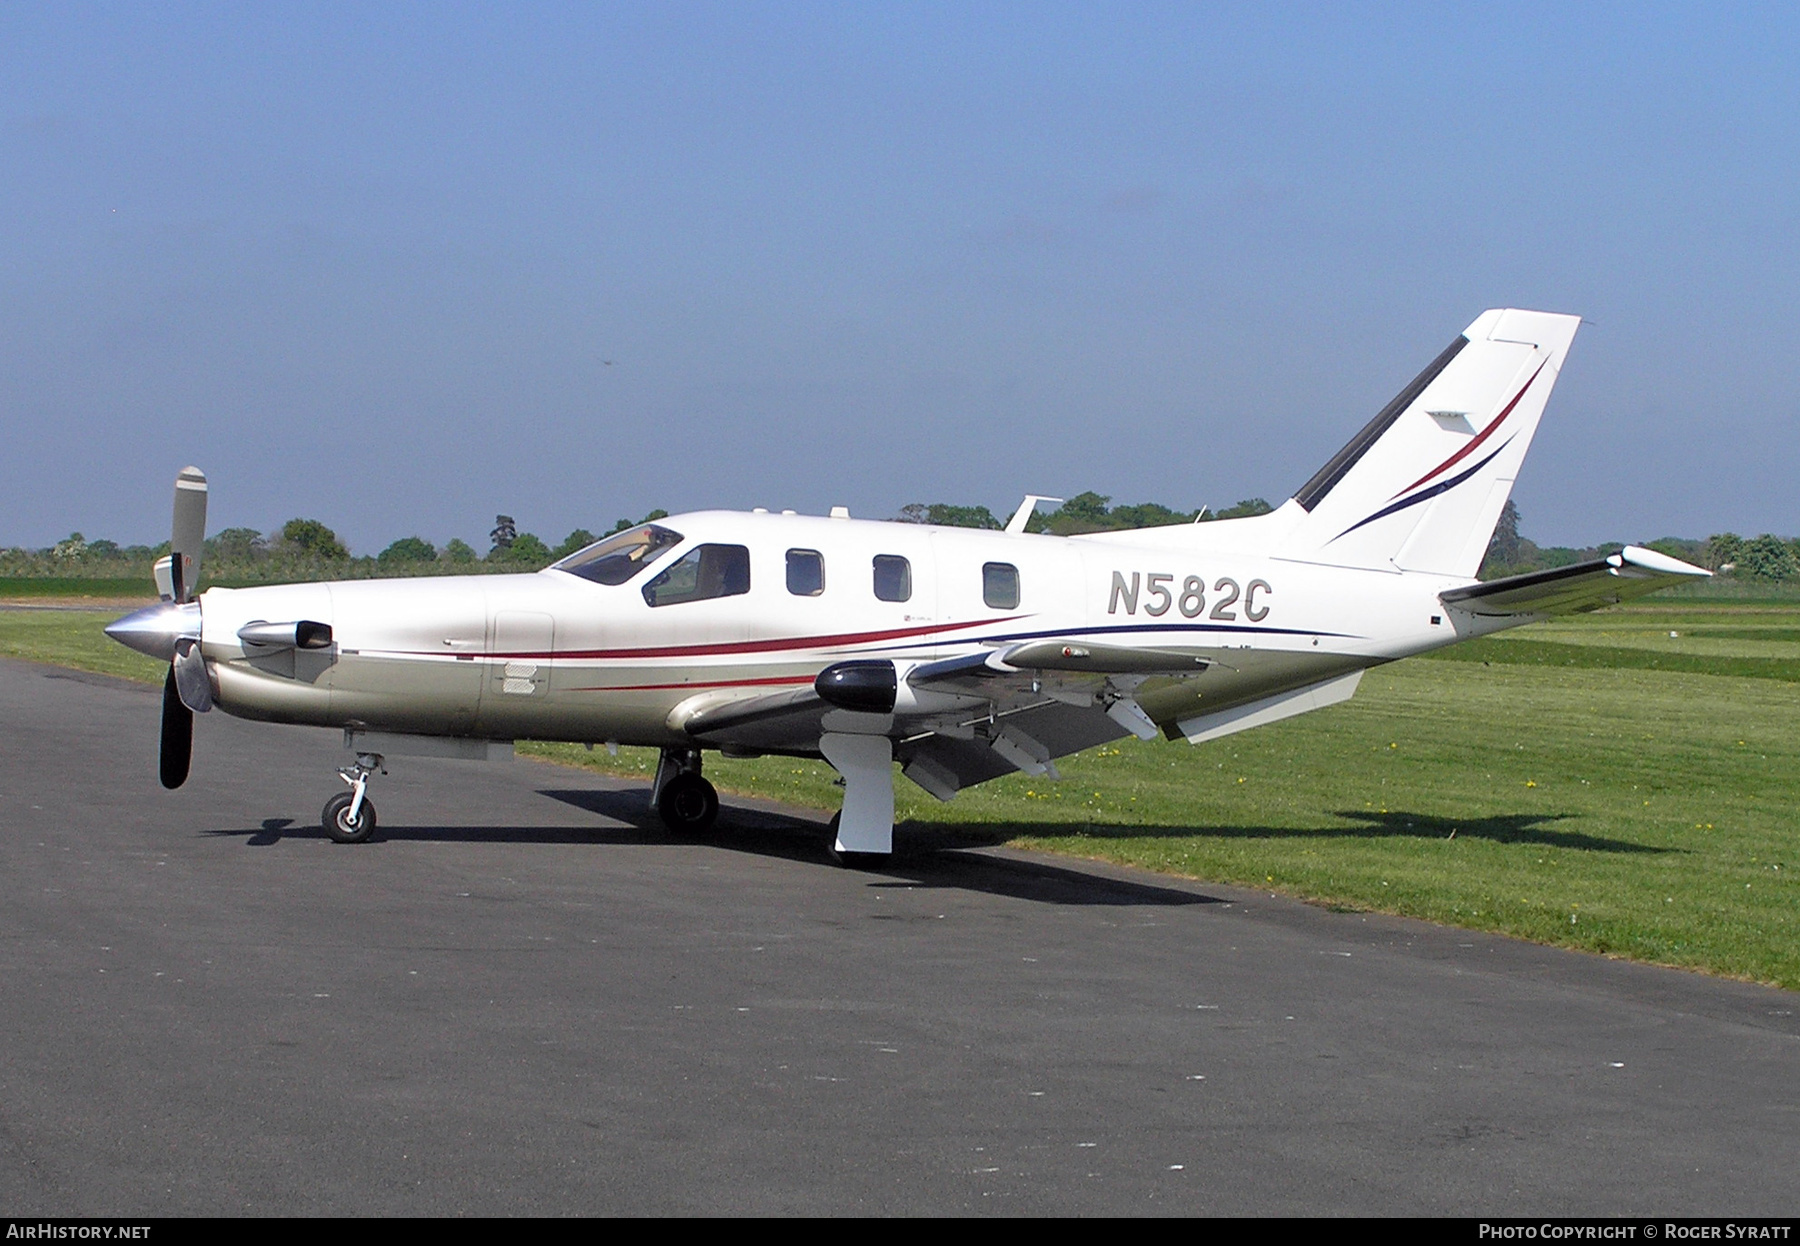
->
[[322, 791, 378, 844], [656, 772, 719, 834], [824, 812, 892, 869]]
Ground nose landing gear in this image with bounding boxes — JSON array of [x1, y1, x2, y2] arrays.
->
[[323, 752, 384, 844]]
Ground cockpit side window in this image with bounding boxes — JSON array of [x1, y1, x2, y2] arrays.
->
[[873, 554, 912, 603], [643, 543, 751, 607], [553, 524, 684, 585], [786, 549, 825, 596]]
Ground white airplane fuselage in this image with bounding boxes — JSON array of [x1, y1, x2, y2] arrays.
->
[[195, 508, 1475, 748]]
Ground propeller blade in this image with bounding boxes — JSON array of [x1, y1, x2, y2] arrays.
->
[[172, 637, 213, 713], [159, 667, 193, 789], [170, 466, 207, 603]]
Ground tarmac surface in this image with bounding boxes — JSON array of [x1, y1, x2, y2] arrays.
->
[[3, 655, 1798, 1216]]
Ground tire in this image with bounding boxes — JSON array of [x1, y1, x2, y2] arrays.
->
[[656, 772, 719, 834], [322, 791, 377, 844], [825, 812, 892, 869]]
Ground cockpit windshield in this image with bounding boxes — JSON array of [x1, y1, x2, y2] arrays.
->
[[552, 524, 685, 585]]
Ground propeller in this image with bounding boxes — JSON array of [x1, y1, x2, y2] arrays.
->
[[106, 467, 209, 789]]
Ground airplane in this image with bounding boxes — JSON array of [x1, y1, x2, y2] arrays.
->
[[105, 308, 1711, 863]]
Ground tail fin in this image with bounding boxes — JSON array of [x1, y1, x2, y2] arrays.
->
[[1278, 308, 1580, 576]]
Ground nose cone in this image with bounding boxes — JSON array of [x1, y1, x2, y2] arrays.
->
[[105, 601, 202, 663]]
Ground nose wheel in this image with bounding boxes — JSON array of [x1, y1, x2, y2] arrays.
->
[[323, 752, 384, 844]]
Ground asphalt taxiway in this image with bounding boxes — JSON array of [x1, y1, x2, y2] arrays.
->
[[2, 657, 1796, 1215]]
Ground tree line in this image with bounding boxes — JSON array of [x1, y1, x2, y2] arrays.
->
[[1, 509, 667, 583], [4, 494, 1792, 586], [1479, 500, 1795, 582]]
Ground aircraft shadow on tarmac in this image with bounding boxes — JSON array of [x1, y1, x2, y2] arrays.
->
[[975, 808, 1677, 856], [205, 789, 1225, 908], [203, 784, 1671, 910]]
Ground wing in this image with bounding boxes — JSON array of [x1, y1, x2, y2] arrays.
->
[[1441, 545, 1710, 618], [677, 638, 1217, 796]]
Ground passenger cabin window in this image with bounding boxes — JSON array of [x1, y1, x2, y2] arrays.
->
[[786, 549, 825, 596], [643, 544, 751, 607], [553, 524, 684, 585], [873, 555, 912, 603], [983, 562, 1020, 610]]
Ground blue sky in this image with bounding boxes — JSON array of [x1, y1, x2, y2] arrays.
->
[[3, 3, 1796, 553]]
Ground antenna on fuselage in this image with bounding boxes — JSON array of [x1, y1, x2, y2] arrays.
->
[[1005, 495, 1062, 534]]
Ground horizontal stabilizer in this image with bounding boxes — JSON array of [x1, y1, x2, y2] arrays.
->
[[1441, 546, 1710, 618]]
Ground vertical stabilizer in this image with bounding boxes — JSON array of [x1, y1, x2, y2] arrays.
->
[[1279, 309, 1580, 576]]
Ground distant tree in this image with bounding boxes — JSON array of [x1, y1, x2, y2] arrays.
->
[[490, 532, 551, 566], [896, 503, 1003, 529], [552, 529, 598, 560], [1479, 499, 1550, 578], [86, 538, 120, 558], [1027, 492, 1106, 535], [279, 518, 349, 561], [1486, 500, 1524, 566], [1057, 492, 1112, 525], [893, 494, 1206, 535], [50, 533, 87, 560], [378, 537, 438, 565], [209, 527, 267, 563], [1706, 533, 1745, 574], [1738, 534, 1797, 581], [490, 515, 518, 552], [1108, 501, 1201, 529], [1645, 536, 1710, 567], [1207, 498, 1275, 521], [605, 509, 670, 536], [441, 538, 478, 564]]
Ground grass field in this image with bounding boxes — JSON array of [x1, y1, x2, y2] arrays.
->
[[5, 594, 1795, 988]]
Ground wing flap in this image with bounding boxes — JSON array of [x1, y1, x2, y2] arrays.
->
[[906, 639, 1212, 690], [1442, 545, 1709, 617], [997, 640, 1213, 674], [680, 634, 1211, 764]]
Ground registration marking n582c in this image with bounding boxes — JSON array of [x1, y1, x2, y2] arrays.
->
[[1108, 572, 1271, 622]]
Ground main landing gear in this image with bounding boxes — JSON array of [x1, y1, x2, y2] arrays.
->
[[646, 738, 896, 865], [322, 752, 384, 844], [820, 733, 894, 868], [652, 747, 719, 834]]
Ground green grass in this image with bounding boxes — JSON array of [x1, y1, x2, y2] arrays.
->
[[9, 599, 1799, 988], [1427, 637, 1800, 681], [0, 577, 155, 599], [0, 609, 166, 682]]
